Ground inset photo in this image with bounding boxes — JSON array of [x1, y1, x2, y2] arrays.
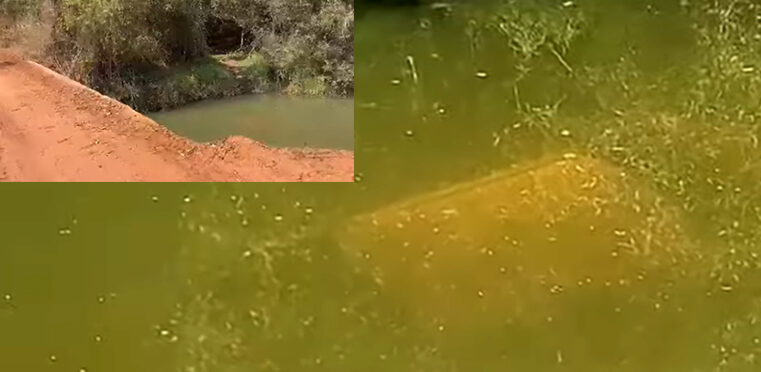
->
[[0, 0, 353, 182]]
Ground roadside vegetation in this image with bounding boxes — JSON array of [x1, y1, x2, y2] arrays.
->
[[1, 0, 353, 111]]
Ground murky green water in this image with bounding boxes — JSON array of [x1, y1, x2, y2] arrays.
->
[[5, 0, 761, 371], [149, 95, 354, 150]]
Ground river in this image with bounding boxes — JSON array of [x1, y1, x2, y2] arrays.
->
[[149, 95, 354, 151], [3, 0, 761, 371]]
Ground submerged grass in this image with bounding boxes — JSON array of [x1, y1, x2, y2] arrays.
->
[[122, 1, 761, 371], [348, 0, 761, 369]]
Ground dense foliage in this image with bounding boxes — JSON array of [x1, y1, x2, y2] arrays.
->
[[1, 0, 353, 110]]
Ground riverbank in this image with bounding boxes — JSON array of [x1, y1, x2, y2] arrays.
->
[[0, 50, 354, 182], [108, 53, 272, 112]]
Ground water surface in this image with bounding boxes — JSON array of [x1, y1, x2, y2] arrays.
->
[[150, 95, 354, 150], [4, 1, 761, 371]]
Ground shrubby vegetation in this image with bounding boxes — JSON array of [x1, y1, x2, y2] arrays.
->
[[1, 0, 353, 111]]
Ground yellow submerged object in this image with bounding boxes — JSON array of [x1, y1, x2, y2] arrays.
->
[[338, 155, 694, 326]]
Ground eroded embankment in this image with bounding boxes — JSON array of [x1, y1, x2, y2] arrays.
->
[[0, 50, 354, 182]]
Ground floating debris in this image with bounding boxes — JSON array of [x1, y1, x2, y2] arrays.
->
[[406, 56, 419, 84], [337, 156, 692, 326]]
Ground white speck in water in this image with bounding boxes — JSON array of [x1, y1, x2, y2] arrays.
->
[[58, 228, 71, 235], [557, 350, 563, 363], [560, 129, 571, 137], [391, 79, 401, 85], [3, 293, 10, 301], [183, 196, 192, 203], [97, 296, 105, 304], [404, 129, 414, 137], [242, 250, 252, 258], [562, 1, 575, 7], [49, 355, 57, 363], [94, 335, 102, 342], [441, 208, 459, 216], [305, 207, 313, 214], [151, 195, 159, 202], [274, 214, 284, 222], [475, 71, 488, 78]]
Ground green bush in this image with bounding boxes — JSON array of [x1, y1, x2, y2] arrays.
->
[[211, 0, 354, 95], [3, 0, 354, 110], [0, 0, 41, 20], [54, 0, 208, 84]]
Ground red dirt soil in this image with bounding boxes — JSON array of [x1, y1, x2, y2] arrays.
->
[[0, 49, 354, 182]]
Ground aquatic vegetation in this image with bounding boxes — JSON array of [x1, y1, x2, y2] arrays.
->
[[15, 1, 760, 371], [348, 0, 761, 369], [339, 155, 698, 329]]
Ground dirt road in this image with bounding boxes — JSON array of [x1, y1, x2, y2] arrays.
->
[[0, 50, 354, 182]]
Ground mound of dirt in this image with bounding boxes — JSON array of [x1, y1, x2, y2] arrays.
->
[[0, 49, 354, 182]]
